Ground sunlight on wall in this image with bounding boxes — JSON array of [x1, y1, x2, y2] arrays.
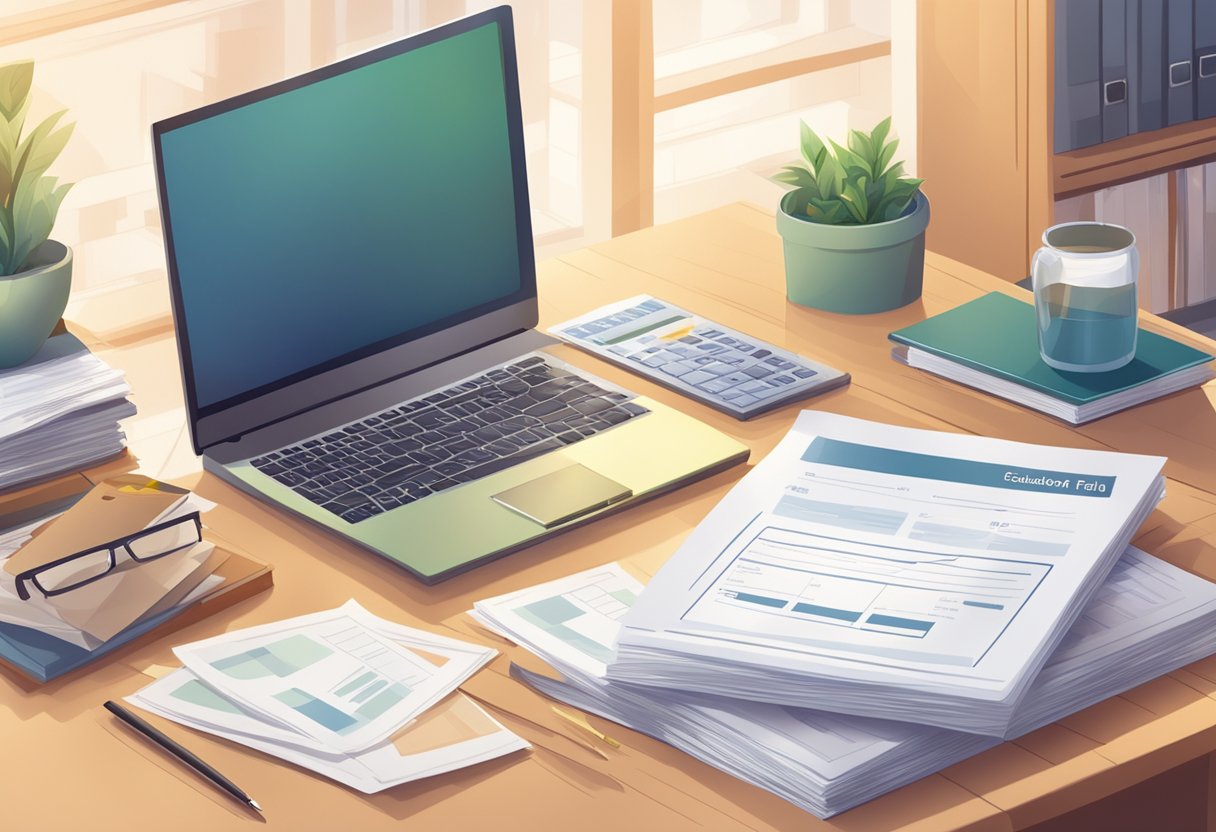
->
[[0, 0, 900, 333], [652, 0, 893, 225]]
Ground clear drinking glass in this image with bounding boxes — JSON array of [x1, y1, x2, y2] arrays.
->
[[1031, 222, 1139, 373]]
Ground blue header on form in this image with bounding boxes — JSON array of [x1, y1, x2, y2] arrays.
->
[[802, 438, 1115, 498]]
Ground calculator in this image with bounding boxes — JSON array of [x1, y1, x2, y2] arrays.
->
[[549, 296, 850, 420]]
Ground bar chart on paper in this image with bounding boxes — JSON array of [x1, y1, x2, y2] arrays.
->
[[515, 576, 633, 665], [472, 565, 643, 677], [691, 526, 1054, 665], [174, 602, 494, 753], [209, 629, 422, 735]]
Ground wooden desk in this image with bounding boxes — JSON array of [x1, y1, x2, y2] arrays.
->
[[8, 203, 1216, 832]]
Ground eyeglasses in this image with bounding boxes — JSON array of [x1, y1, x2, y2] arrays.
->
[[13, 512, 203, 601]]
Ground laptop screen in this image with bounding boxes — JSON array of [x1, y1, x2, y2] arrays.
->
[[156, 14, 532, 416]]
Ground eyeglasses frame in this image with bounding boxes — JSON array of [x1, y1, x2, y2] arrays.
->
[[13, 512, 203, 601]]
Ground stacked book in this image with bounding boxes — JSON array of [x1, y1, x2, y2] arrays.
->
[[127, 601, 529, 792], [0, 333, 136, 490], [889, 292, 1214, 424], [0, 475, 271, 682], [466, 412, 1216, 817]]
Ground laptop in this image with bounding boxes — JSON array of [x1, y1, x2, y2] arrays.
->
[[152, 6, 748, 583]]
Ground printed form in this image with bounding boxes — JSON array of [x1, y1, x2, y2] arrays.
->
[[508, 546, 1216, 815], [615, 412, 1166, 706], [175, 600, 494, 753]]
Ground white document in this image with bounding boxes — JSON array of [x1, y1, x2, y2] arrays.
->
[[611, 412, 1165, 727], [501, 548, 1216, 817], [130, 620, 525, 793], [470, 563, 641, 677], [0, 345, 130, 440], [174, 600, 495, 754]]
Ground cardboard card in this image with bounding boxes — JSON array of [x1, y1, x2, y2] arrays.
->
[[32, 540, 214, 642], [4, 475, 189, 576], [138, 543, 228, 622]]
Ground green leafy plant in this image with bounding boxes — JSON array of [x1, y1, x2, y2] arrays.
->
[[772, 116, 922, 226], [0, 60, 74, 276]]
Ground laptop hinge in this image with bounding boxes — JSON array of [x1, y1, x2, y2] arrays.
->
[[202, 326, 554, 457]]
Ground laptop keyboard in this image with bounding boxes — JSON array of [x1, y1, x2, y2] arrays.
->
[[248, 354, 649, 523]]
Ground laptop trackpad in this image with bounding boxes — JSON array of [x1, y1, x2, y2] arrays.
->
[[491, 464, 632, 528]]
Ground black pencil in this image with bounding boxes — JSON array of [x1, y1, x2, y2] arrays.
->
[[103, 700, 263, 814]]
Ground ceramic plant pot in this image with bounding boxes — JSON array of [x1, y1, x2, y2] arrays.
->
[[776, 191, 930, 314], [0, 240, 73, 368]]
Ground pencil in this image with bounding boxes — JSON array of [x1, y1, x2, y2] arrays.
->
[[103, 700, 263, 814]]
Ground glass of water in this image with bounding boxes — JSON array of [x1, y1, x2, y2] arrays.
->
[[1031, 222, 1139, 373]]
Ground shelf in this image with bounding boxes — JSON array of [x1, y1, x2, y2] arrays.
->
[[1054, 118, 1216, 199], [654, 26, 890, 113]]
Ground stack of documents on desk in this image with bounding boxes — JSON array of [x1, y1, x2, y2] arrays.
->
[[889, 292, 1215, 424], [608, 412, 1166, 736], [0, 477, 219, 652], [0, 333, 136, 490], [128, 601, 528, 792], [476, 554, 1216, 818], [0, 475, 272, 682]]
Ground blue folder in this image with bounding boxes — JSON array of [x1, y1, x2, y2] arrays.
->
[[0, 545, 271, 684], [0, 604, 193, 684]]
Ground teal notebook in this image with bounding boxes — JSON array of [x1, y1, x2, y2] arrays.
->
[[889, 292, 1213, 406]]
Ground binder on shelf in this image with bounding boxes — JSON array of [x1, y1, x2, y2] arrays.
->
[[1103, 0, 1131, 141], [1137, 0, 1166, 133], [1167, 0, 1194, 125], [1126, 0, 1141, 135], [1055, 0, 1102, 151], [1196, 0, 1216, 119]]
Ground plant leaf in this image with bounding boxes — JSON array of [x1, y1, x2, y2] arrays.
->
[[847, 129, 875, 167], [783, 115, 919, 227], [0, 206, 10, 273], [8, 174, 63, 273], [830, 138, 871, 178], [808, 197, 849, 224], [13, 111, 71, 187], [816, 153, 844, 199], [0, 61, 33, 124], [876, 136, 900, 178], [840, 175, 870, 223], [0, 111, 17, 203], [881, 160, 906, 187], [771, 165, 816, 190], [870, 116, 892, 152], [800, 121, 828, 172]]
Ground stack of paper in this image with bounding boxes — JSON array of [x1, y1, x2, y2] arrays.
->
[[128, 601, 529, 792], [0, 480, 219, 652], [474, 554, 1216, 818], [608, 412, 1166, 735], [0, 333, 136, 490]]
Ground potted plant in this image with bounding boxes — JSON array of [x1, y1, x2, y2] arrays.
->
[[773, 117, 928, 314], [0, 60, 75, 368]]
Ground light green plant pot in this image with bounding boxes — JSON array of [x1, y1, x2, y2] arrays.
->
[[776, 191, 930, 314], [0, 240, 72, 369]]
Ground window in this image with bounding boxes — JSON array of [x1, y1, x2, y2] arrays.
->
[[1, 0, 901, 337]]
